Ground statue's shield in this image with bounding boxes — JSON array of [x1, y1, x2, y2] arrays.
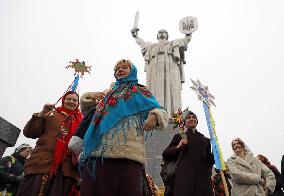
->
[[179, 16, 198, 34]]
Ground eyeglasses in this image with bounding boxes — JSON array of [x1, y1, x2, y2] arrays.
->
[[114, 65, 130, 72]]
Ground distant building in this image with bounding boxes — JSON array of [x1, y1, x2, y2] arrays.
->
[[0, 116, 21, 157]]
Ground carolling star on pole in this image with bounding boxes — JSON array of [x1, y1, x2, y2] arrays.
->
[[49, 59, 92, 117], [190, 78, 229, 196], [190, 79, 216, 107], [66, 59, 92, 77]]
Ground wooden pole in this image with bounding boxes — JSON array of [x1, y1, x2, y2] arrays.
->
[[220, 170, 229, 196]]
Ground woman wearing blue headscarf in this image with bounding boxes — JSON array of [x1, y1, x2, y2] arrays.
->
[[69, 59, 168, 196]]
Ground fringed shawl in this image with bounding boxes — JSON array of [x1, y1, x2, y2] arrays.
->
[[82, 64, 160, 159]]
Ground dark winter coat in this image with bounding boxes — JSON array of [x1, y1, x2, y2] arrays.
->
[[270, 157, 284, 196], [282, 155, 284, 185], [0, 152, 26, 195], [162, 129, 215, 196]]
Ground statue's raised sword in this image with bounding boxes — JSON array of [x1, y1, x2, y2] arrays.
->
[[131, 11, 140, 37], [133, 11, 139, 29]]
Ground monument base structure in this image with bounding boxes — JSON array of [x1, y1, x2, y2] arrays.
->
[[145, 125, 177, 187], [0, 117, 21, 157]]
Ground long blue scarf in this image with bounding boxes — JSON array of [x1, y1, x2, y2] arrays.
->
[[82, 64, 161, 159]]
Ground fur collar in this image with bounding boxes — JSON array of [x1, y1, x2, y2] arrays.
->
[[230, 153, 255, 171]]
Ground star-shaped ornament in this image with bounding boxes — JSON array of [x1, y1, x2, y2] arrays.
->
[[66, 59, 91, 77], [190, 79, 216, 107]]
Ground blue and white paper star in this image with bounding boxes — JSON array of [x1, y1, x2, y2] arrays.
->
[[190, 79, 216, 107]]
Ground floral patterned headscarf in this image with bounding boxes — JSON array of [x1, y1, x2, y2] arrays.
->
[[82, 63, 161, 159]]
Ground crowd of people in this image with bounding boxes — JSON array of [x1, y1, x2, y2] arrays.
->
[[0, 59, 283, 196]]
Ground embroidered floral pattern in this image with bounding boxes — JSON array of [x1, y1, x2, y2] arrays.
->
[[93, 84, 153, 125], [56, 116, 73, 143], [107, 97, 117, 106]]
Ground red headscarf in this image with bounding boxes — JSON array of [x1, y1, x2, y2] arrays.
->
[[257, 154, 280, 174], [50, 91, 83, 176]]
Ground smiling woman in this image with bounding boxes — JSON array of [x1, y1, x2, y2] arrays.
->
[[63, 93, 79, 111], [68, 59, 169, 196], [114, 59, 132, 79], [231, 138, 245, 157], [16, 91, 83, 196], [227, 138, 276, 196]]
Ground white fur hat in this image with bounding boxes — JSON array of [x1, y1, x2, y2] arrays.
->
[[15, 143, 32, 152]]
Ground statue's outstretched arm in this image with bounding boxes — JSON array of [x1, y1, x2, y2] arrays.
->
[[131, 28, 151, 48], [184, 33, 192, 44]]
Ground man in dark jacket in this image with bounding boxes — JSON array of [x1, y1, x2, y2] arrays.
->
[[282, 155, 284, 185], [162, 110, 215, 196], [0, 144, 32, 195]]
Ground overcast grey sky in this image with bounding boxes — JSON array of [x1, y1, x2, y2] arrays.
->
[[1, 0, 283, 169]]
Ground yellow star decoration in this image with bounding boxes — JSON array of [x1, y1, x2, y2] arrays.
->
[[66, 59, 92, 77]]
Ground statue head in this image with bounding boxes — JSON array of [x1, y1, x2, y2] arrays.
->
[[157, 29, 169, 41]]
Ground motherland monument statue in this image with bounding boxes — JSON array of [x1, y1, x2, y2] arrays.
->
[[131, 12, 198, 114]]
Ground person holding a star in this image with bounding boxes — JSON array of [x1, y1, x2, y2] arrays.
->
[[17, 91, 83, 196], [69, 59, 169, 196], [162, 110, 215, 196]]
